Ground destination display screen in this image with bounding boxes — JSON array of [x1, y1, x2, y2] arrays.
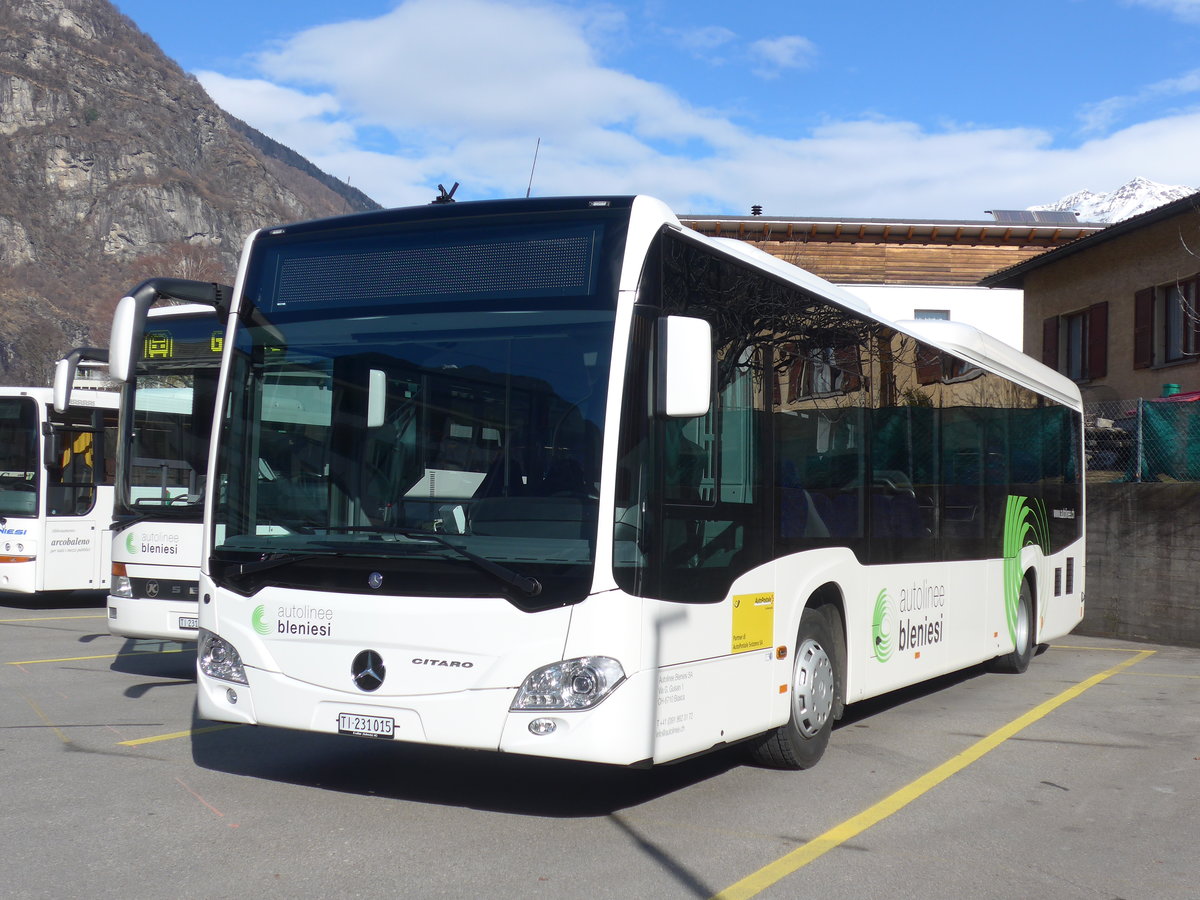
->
[[252, 220, 608, 314]]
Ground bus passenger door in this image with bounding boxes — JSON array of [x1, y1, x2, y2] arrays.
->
[[41, 421, 109, 592]]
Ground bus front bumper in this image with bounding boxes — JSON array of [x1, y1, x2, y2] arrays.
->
[[197, 663, 657, 767]]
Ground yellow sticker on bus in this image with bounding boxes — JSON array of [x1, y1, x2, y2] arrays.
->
[[732, 593, 774, 654]]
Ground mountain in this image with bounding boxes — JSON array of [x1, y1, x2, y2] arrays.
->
[[0, 0, 381, 385], [1029, 176, 1196, 224]]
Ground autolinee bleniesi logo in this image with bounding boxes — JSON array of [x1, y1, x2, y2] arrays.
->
[[251, 605, 271, 636], [253, 603, 334, 638], [872, 588, 894, 662], [125, 532, 137, 555]]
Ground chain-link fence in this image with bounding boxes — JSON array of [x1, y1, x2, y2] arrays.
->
[[1087, 397, 1200, 482]]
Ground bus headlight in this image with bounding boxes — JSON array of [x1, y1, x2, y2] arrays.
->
[[110, 563, 133, 598], [511, 657, 625, 711], [197, 628, 248, 685]]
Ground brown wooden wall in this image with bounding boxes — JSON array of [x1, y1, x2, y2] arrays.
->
[[747, 240, 1054, 287]]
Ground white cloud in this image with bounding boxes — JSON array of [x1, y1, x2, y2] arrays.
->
[[1077, 67, 1200, 133], [196, 71, 354, 155], [1123, 0, 1200, 23], [749, 35, 817, 79], [196, 0, 1200, 217]]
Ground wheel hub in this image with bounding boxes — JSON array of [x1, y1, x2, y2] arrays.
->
[[793, 637, 834, 738]]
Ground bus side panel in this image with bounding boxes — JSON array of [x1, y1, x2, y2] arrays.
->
[[848, 559, 1006, 704], [1035, 537, 1086, 643], [41, 518, 106, 591]]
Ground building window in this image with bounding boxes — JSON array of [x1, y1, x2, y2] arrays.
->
[[1042, 302, 1107, 382], [1134, 276, 1200, 369]]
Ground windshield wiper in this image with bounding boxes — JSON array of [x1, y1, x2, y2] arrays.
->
[[228, 552, 336, 578], [390, 529, 543, 597]]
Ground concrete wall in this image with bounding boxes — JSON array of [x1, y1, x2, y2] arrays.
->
[[1078, 482, 1200, 647]]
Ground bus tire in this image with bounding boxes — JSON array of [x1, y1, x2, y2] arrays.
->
[[992, 577, 1034, 674], [749, 607, 838, 769]]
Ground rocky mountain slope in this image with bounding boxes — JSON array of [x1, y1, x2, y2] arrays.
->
[[0, 0, 379, 385], [1030, 176, 1196, 224]]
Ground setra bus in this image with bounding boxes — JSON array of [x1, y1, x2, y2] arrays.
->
[[190, 196, 1084, 768], [0, 381, 118, 596], [57, 280, 229, 639]]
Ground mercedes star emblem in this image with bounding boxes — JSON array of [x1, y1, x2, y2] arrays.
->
[[351, 649, 386, 692], [368, 571, 384, 589]]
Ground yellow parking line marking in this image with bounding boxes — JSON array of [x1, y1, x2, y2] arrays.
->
[[119, 723, 242, 746], [24, 696, 72, 745], [1049, 644, 1148, 653], [712, 648, 1155, 900], [5, 648, 186, 666], [1122, 671, 1200, 680], [0, 615, 107, 623]]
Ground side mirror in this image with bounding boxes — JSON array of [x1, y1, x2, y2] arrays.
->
[[109, 292, 150, 384], [41, 422, 62, 470], [53, 358, 75, 414], [109, 278, 233, 383], [53, 347, 108, 413], [657, 316, 712, 417], [367, 369, 386, 428]]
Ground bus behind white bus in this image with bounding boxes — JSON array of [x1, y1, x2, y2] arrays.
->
[[58, 281, 229, 639], [0, 383, 118, 597], [195, 196, 1084, 769]]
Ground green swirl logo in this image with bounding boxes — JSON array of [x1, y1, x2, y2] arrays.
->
[[872, 588, 895, 662], [251, 604, 271, 636], [1002, 495, 1050, 643], [125, 532, 137, 555]]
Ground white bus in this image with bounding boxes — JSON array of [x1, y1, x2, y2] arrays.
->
[[58, 281, 228, 639], [190, 196, 1084, 769], [0, 383, 118, 596]]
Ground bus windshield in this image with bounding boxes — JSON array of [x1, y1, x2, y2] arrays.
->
[[123, 314, 223, 515], [211, 208, 626, 606], [0, 396, 39, 516]]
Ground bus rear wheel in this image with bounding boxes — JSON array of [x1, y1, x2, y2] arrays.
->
[[992, 577, 1034, 674], [749, 607, 837, 769]]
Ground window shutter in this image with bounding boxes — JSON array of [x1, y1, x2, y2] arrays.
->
[[916, 343, 941, 385], [1133, 288, 1154, 369], [834, 343, 863, 392], [1190, 275, 1200, 353], [1087, 302, 1108, 378], [1041, 316, 1059, 371]]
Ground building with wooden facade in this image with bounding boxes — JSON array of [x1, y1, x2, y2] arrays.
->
[[680, 213, 1104, 349]]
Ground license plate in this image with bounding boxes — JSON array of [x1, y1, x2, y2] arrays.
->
[[177, 616, 199, 631], [337, 713, 395, 739]]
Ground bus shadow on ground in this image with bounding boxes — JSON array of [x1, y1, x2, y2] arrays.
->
[[190, 716, 746, 817], [110, 639, 197, 696], [0, 589, 106, 611], [834, 653, 1042, 728]]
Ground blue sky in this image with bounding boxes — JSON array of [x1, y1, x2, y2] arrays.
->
[[112, 0, 1200, 217]]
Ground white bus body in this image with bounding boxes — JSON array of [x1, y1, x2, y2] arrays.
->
[[0, 385, 118, 596], [105, 302, 224, 640], [196, 196, 1085, 768]]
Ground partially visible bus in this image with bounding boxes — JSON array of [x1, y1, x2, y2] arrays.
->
[[0, 382, 118, 596], [57, 279, 229, 639], [186, 196, 1084, 769]]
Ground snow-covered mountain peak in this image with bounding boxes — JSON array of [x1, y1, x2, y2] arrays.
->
[[1029, 176, 1196, 223]]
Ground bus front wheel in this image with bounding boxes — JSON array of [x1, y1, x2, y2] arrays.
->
[[749, 607, 837, 769], [992, 577, 1034, 674]]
